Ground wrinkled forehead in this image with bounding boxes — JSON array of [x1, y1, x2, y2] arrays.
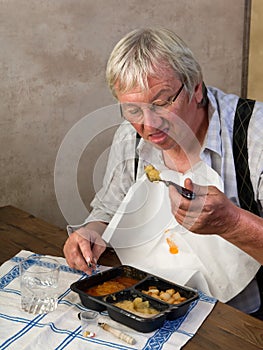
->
[[114, 65, 179, 97]]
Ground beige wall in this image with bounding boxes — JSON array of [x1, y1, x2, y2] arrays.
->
[[1, 0, 246, 228], [248, 0, 263, 100]]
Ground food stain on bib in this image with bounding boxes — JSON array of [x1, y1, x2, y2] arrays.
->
[[164, 229, 179, 254], [166, 237, 179, 254]]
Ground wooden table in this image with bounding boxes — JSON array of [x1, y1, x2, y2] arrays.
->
[[0, 205, 262, 349]]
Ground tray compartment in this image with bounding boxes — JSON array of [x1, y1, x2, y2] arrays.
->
[[135, 276, 199, 320], [70, 265, 148, 311], [103, 290, 169, 332]]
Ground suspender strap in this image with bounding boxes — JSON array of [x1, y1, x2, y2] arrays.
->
[[134, 132, 141, 181], [233, 98, 263, 319], [233, 98, 260, 215]]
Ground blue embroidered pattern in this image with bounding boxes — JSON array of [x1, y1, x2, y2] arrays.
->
[[142, 299, 198, 350]]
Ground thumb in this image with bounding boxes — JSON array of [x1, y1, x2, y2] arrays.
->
[[184, 177, 194, 191], [184, 177, 209, 196]]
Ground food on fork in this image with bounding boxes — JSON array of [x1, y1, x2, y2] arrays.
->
[[145, 164, 196, 200], [144, 165, 161, 182]]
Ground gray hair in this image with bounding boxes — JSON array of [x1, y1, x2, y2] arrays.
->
[[106, 27, 203, 99]]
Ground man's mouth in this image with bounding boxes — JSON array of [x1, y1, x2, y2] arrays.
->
[[148, 128, 169, 144]]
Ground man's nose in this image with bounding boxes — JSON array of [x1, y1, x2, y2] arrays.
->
[[142, 108, 162, 129]]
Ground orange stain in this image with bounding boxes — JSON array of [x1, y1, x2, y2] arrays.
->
[[166, 237, 179, 254]]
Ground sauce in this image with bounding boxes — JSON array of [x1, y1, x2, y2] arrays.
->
[[166, 237, 179, 254], [85, 276, 138, 296]]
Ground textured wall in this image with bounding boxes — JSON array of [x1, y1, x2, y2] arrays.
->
[[248, 0, 263, 100], [0, 0, 245, 228]]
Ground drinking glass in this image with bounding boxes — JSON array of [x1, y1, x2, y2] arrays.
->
[[20, 255, 60, 314]]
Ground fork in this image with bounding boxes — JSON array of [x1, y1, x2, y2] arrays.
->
[[145, 167, 196, 200], [154, 179, 196, 200]]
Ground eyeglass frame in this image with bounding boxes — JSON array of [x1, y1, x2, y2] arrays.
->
[[120, 83, 185, 122]]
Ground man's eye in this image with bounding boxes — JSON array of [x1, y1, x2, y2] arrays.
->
[[126, 107, 141, 115], [153, 100, 169, 108]]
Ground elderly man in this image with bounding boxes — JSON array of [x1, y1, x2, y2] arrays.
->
[[63, 28, 263, 317]]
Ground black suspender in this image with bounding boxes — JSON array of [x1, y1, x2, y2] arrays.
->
[[134, 132, 141, 181], [233, 98, 263, 319], [233, 98, 259, 215]]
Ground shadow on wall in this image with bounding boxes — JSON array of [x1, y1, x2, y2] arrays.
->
[[54, 103, 122, 227], [78, 125, 118, 217]]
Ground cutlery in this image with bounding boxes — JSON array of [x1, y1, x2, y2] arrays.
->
[[145, 168, 196, 200], [151, 178, 196, 200]]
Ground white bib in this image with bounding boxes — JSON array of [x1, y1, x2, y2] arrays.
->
[[102, 162, 260, 302]]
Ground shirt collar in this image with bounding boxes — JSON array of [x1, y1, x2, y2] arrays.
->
[[202, 89, 222, 157]]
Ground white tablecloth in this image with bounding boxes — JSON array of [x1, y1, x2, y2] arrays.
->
[[0, 250, 217, 350]]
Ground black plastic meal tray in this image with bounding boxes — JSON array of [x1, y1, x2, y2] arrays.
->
[[70, 265, 199, 332]]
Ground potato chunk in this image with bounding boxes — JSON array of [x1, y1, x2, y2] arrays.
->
[[144, 165, 161, 182]]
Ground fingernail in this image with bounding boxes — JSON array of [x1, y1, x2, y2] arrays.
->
[[85, 256, 92, 268]]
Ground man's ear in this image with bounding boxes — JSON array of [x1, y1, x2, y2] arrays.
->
[[196, 82, 208, 108], [194, 82, 203, 105]]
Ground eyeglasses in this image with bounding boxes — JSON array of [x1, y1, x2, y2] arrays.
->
[[120, 83, 184, 123]]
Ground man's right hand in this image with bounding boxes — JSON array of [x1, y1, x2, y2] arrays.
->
[[63, 223, 107, 274]]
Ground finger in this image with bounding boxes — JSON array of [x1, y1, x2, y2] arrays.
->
[[92, 237, 107, 264], [75, 228, 97, 266], [169, 185, 193, 211], [74, 252, 92, 274], [78, 236, 93, 267], [169, 185, 182, 212], [176, 206, 198, 228], [185, 179, 209, 197], [169, 185, 204, 229]]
